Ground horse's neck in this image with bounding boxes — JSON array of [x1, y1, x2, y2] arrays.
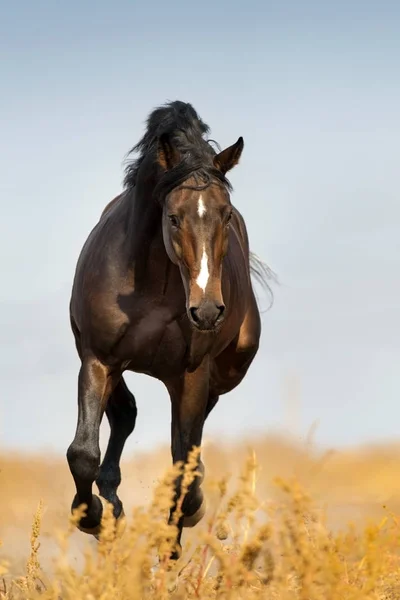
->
[[124, 181, 167, 268]]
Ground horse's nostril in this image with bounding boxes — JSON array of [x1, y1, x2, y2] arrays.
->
[[217, 305, 225, 319], [190, 307, 200, 322]]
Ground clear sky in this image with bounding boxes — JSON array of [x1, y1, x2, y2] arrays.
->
[[1, 0, 399, 456]]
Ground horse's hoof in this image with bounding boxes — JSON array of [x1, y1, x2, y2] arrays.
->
[[182, 498, 206, 528], [76, 495, 107, 536], [93, 501, 127, 541], [169, 543, 182, 561], [77, 496, 126, 539]]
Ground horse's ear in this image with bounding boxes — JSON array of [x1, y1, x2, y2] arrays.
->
[[157, 133, 181, 171], [213, 136, 244, 174]]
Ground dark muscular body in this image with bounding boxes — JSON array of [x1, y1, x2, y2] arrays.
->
[[67, 101, 268, 559]]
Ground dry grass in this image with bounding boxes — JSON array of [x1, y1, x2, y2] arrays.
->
[[2, 434, 400, 598]]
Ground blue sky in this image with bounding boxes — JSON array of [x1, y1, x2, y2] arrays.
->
[[1, 0, 399, 456]]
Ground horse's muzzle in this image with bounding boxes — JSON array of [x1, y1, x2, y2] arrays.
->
[[188, 300, 225, 331]]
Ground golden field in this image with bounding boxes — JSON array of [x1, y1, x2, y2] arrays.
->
[[2, 434, 400, 599]]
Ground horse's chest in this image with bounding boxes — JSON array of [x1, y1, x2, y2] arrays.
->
[[113, 306, 188, 379]]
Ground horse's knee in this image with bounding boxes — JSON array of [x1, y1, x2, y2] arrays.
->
[[67, 442, 100, 483]]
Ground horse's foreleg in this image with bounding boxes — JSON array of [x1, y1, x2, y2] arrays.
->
[[66, 356, 116, 536], [96, 377, 137, 522], [166, 357, 210, 559]]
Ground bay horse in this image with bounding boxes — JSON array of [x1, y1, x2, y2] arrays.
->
[[67, 100, 272, 559]]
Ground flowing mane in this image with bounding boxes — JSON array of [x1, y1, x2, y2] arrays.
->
[[123, 100, 232, 199], [122, 100, 276, 304]]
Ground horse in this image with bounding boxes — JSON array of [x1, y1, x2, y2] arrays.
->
[[67, 100, 272, 559]]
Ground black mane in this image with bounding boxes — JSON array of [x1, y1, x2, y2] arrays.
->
[[123, 100, 232, 196], [122, 100, 276, 305]]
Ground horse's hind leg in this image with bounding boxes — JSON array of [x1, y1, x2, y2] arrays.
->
[[96, 377, 137, 521], [66, 356, 116, 536]]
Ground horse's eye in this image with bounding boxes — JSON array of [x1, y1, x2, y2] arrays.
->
[[168, 215, 180, 228]]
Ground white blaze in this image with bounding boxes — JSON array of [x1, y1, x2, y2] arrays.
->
[[195, 194, 209, 292], [196, 245, 209, 292], [197, 194, 206, 217]]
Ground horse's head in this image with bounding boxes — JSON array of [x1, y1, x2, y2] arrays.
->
[[157, 134, 244, 332]]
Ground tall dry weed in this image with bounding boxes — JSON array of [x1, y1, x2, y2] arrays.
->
[[2, 441, 400, 598]]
